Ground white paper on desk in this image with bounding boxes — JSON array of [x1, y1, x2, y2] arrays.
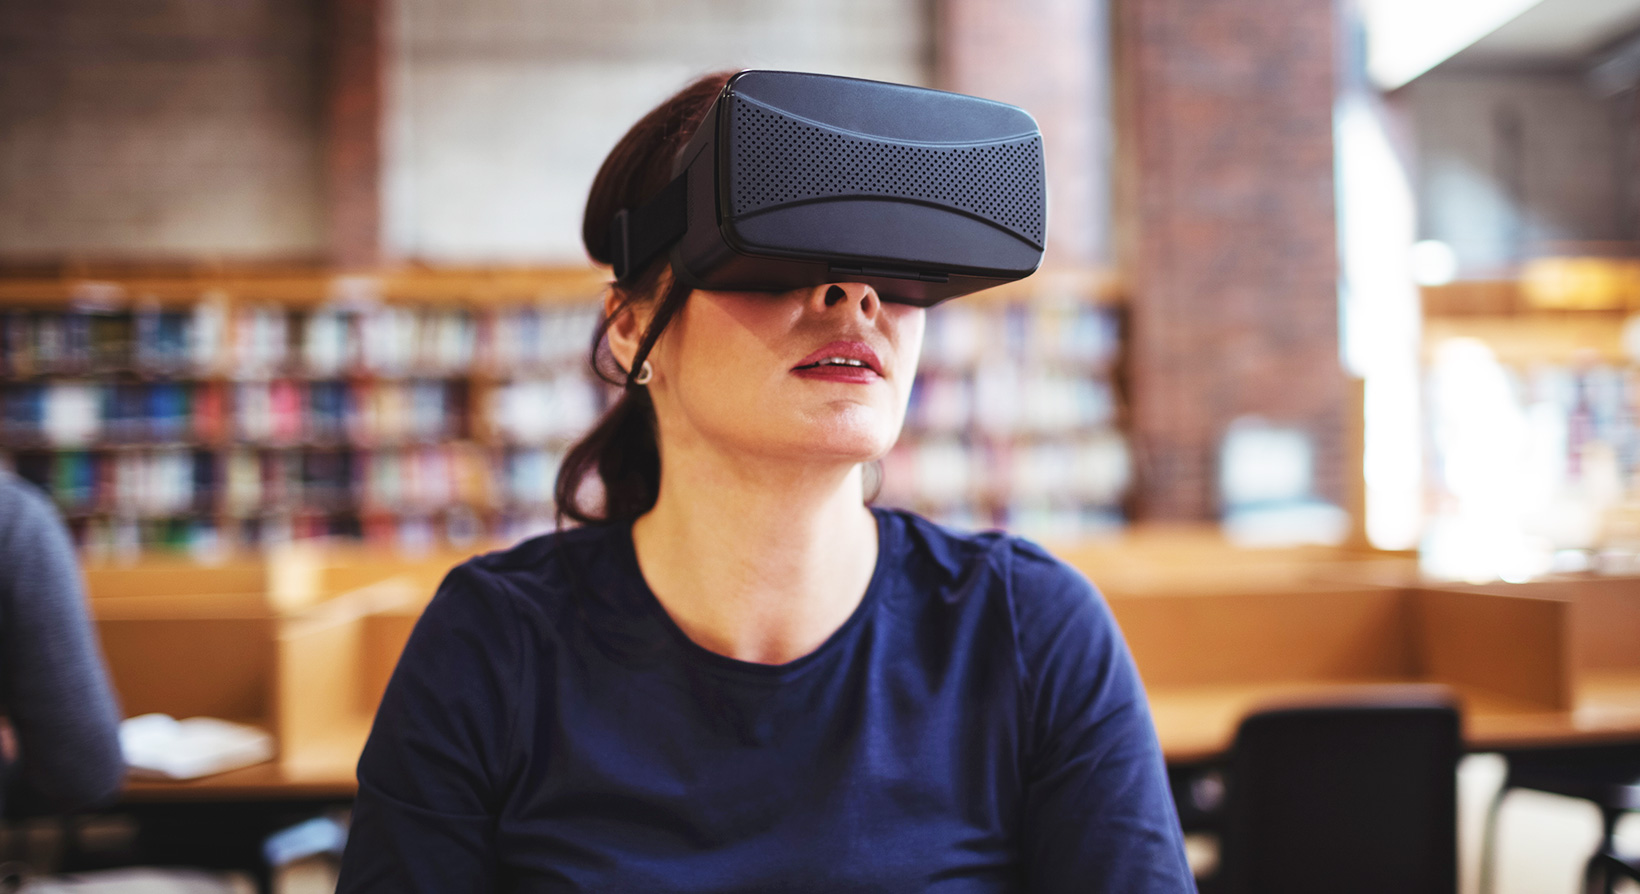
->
[[120, 713, 275, 780]]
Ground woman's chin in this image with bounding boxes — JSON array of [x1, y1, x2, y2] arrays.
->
[[789, 414, 899, 461], [793, 433, 898, 466], [733, 423, 895, 467]]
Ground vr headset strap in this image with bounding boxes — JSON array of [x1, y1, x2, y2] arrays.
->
[[609, 173, 688, 284]]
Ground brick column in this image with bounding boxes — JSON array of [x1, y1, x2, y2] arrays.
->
[[937, 0, 1111, 266], [1114, 0, 1345, 520], [324, 0, 384, 268]]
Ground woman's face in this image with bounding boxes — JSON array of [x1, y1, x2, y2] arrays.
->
[[618, 280, 925, 467]]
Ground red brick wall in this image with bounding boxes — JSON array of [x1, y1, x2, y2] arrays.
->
[[938, 0, 1111, 266], [324, 0, 384, 268], [1115, 0, 1344, 520]]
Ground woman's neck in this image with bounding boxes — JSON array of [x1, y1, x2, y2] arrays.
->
[[630, 450, 879, 666]]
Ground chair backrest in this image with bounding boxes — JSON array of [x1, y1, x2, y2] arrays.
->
[[1218, 695, 1460, 894]]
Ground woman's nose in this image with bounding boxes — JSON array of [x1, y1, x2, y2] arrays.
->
[[814, 282, 880, 319]]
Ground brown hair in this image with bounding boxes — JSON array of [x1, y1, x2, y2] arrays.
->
[[554, 71, 736, 526]]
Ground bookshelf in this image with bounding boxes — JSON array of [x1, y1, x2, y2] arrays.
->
[[0, 267, 1128, 556], [1419, 256, 1640, 578]]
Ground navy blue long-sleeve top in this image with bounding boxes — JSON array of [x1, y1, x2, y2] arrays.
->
[[0, 471, 124, 817], [337, 507, 1194, 892]]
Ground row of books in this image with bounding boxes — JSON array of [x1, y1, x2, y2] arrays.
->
[[221, 446, 493, 514], [487, 376, 607, 445], [7, 426, 1130, 528], [2, 371, 1114, 448], [7, 443, 501, 517], [920, 301, 1120, 372], [879, 431, 1131, 510], [14, 448, 214, 517], [2, 380, 475, 447], [907, 370, 1117, 435], [928, 502, 1126, 543], [2, 303, 605, 378], [63, 498, 1124, 561], [63, 496, 1124, 560], [3, 300, 1115, 379], [502, 447, 565, 508], [1422, 344, 1640, 579], [6, 293, 1128, 552], [1429, 356, 1640, 500], [69, 507, 495, 561]]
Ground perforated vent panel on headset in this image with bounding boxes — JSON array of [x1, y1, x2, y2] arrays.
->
[[727, 97, 1046, 249]]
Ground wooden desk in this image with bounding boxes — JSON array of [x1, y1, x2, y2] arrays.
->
[[104, 546, 1640, 800], [123, 759, 358, 802], [1110, 576, 1640, 764], [86, 551, 442, 804], [120, 716, 372, 802]]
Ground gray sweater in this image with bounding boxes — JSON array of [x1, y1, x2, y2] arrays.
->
[[0, 470, 123, 815]]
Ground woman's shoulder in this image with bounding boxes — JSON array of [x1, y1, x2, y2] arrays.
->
[[877, 507, 1112, 652], [429, 523, 629, 625], [880, 507, 1123, 693], [879, 506, 1100, 604]]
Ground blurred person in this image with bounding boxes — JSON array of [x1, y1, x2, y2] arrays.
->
[[0, 469, 123, 816], [338, 72, 1193, 892]]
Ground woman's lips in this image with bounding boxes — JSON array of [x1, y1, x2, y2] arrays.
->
[[791, 341, 884, 384], [792, 364, 879, 383]]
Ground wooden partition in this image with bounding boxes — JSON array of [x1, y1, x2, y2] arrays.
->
[[1055, 529, 1420, 599], [360, 600, 427, 711], [82, 559, 267, 601], [1410, 587, 1572, 709], [85, 551, 453, 794], [1110, 586, 1417, 688], [1441, 578, 1640, 675], [276, 577, 424, 773], [94, 592, 275, 723], [1102, 577, 1591, 761], [1433, 578, 1640, 742], [88, 542, 1640, 793]]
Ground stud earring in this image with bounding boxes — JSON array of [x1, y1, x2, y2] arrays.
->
[[632, 360, 653, 386]]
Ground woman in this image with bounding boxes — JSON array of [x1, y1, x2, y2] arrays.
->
[[337, 72, 1194, 892]]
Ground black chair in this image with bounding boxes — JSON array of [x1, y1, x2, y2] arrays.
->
[[1214, 693, 1461, 894], [1478, 743, 1640, 894]]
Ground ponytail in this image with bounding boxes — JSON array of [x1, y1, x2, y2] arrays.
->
[[555, 71, 734, 525]]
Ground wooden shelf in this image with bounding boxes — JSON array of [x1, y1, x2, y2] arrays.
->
[[0, 265, 1123, 310], [1424, 313, 1631, 365], [0, 266, 613, 309]]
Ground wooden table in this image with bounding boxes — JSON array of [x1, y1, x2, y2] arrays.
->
[[122, 719, 371, 802], [1102, 568, 1640, 763], [104, 538, 1640, 802], [119, 669, 1640, 804]]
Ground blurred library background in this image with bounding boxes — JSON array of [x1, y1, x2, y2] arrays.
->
[[4, 0, 1640, 892]]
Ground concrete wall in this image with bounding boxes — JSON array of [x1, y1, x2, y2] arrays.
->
[[0, 0, 933, 266], [388, 0, 933, 264], [1410, 72, 1627, 275], [0, 0, 328, 263]]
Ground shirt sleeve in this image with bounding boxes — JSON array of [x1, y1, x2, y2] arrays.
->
[[0, 478, 125, 815], [1009, 542, 1196, 893], [336, 563, 526, 893]]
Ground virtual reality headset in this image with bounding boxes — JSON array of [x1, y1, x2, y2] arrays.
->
[[609, 70, 1047, 307]]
